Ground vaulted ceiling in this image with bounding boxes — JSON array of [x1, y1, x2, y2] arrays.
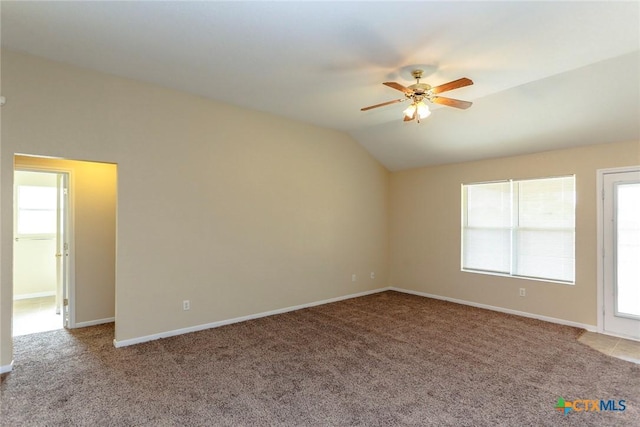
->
[[2, 1, 638, 171]]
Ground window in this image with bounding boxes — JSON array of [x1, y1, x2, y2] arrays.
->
[[16, 185, 57, 236], [462, 176, 575, 283]]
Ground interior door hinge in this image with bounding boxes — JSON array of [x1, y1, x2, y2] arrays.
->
[[63, 298, 69, 306]]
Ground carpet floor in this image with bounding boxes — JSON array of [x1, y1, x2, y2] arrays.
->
[[1, 291, 639, 426]]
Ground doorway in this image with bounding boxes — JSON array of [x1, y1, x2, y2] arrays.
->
[[12, 154, 117, 338], [598, 166, 640, 341], [13, 169, 70, 336]]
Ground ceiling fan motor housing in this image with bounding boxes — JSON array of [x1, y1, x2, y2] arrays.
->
[[409, 70, 431, 96], [408, 83, 432, 96]]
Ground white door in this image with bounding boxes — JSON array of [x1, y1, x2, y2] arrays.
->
[[602, 169, 640, 340], [56, 173, 71, 327]]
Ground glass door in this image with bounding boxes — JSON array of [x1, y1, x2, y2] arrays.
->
[[603, 169, 640, 340]]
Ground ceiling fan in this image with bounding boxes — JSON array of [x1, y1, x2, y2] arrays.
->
[[361, 70, 473, 122]]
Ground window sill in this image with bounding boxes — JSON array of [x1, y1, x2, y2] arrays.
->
[[461, 268, 575, 286]]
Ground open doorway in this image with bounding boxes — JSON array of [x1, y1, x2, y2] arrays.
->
[[12, 154, 117, 340], [13, 169, 70, 336]]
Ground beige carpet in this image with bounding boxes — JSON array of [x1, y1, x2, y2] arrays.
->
[[1, 291, 639, 426]]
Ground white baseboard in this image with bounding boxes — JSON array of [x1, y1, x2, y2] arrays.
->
[[390, 287, 597, 332], [74, 317, 115, 328], [114, 287, 392, 348], [13, 291, 56, 301], [1, 360, 14, 374]]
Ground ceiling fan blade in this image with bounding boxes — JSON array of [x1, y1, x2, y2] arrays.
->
[[431, 96, 473, 110], [360, 98, 405, 111], [383, 82, 414, 95], [430, 78, 473, 95]]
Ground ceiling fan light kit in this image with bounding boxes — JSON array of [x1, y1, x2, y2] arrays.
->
[[403, 101, 431, 123], [361, 69, 473, 123]]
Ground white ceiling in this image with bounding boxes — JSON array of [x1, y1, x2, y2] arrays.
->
[[2, 1, 639, 171]]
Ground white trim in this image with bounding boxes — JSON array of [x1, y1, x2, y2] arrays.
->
[[0, 361, 14, 374], [74, 317, 115, 328], [597, 168, 605, 334], [114, 288, 391, 348], [390, 287, 597, 332], [13, 291, 56, 300], [460, 269, 574, 286]]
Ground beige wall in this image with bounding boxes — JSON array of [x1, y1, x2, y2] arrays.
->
[[1, 50, 390, 366], [13, 239, 57, 297], [390, 140, 640, 326], [14, 156, 117, 324]]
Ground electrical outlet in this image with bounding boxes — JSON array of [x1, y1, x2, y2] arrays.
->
[[183, 300, 190, 311], [519, 288, 526, 297], [370, 272, 375, 279], [352, 274, 357, 282]]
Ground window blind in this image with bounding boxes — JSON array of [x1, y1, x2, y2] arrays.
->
[[462, 176, 575, 283]]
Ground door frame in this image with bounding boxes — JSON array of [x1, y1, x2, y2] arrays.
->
[[13, 164, 76, 329], [596, 165, 640, 340]]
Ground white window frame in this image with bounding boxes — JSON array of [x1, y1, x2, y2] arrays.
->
[[461, 175, 576, 284]]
